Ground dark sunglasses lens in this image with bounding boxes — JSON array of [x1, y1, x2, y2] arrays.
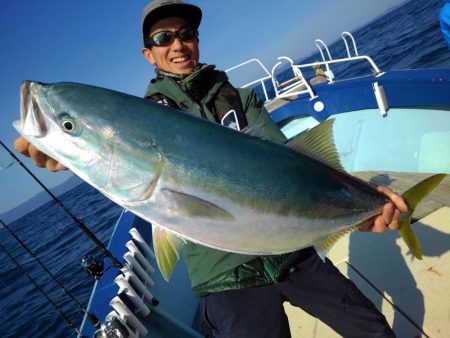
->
[[151, 31, 175, 46], [179, 27, 197, 41], [149, 27, 197, 47]]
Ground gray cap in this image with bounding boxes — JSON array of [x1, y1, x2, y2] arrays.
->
[[142, 0, 202, 43]]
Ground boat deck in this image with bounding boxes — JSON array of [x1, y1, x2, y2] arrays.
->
[[286, 172, 450, 338]]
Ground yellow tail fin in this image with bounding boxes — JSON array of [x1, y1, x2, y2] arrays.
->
[[398, 174, 446, 259]]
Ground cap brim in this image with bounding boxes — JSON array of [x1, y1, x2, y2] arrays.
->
[[142, 3, 202, 41]]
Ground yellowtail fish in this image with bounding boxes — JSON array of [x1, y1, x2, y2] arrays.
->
[[14, 81, 446, 280]]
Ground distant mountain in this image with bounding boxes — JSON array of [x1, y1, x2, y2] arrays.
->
[[0, 175, 83, 223]]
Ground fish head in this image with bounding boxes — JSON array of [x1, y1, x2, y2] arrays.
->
[[15, 81, 105, 173], [14, 81, 164, 203]]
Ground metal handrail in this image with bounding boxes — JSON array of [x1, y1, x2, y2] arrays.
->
[[313, 32, 381, 83], [314, 39, 334, 81], [225, 32, 383, 102], [314, 39, 333, 61], [271, 56, 317, 100], [342, 31, 359, 57]]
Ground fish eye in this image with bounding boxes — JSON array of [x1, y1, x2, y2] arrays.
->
[[57, 113, 80, 135], [62, 119, 74, 131]]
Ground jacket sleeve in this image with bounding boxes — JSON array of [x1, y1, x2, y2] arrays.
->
[[239, 88, 287, 144]]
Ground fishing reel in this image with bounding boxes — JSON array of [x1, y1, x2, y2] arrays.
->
[[93, 316, 129, 338], [81, 255, 105, 279]]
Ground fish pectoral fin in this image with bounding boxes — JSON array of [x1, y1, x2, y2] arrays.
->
[[398, 173, 447, 259], [152, 224, 185, 281], [162, 189, 235, 221], [315, 225, 359, 261], [285, 118, 345, 172]]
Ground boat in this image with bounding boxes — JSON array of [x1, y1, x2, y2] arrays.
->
[[79, 32, 450, 337], [226, 32, 450, 174]]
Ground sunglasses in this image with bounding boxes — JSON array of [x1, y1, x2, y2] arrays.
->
[[146, 26, 198, 48]]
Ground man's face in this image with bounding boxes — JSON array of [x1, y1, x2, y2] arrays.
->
[[142, 17, 200, 74]]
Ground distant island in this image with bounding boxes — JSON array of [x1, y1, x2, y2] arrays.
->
[[0, 175, 83, 223]]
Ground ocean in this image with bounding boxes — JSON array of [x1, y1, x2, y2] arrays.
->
[[0, 183, 122, 337], [1, 0, 450, 337], [253, 0, 450, 100]]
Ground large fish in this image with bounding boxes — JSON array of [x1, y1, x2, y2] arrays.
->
[[14, 80, 445, 280]]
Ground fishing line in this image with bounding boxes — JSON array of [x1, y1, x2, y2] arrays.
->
[[0, 217, 101, 330], [347, 262, 431, 338], [0, 242, 86, 337], [0, 159, 15, 171], [0, 270, 34, 316], [0, 140, 124, 270]]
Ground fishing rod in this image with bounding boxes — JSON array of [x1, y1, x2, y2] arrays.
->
[[0, 140, 124, 270], [0, 242, 86, 337], [0, 217, 101, 330]]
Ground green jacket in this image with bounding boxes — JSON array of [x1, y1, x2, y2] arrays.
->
[[144, 66, 302, 296]]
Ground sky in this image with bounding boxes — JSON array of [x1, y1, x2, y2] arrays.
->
[[0, 0, 409, 215]]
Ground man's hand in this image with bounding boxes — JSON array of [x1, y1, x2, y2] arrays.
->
[[360, 186, 408, 233], [14, 136, 67, 172]]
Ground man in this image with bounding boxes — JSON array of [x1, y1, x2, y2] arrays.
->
[[15, 1, 406, 337]]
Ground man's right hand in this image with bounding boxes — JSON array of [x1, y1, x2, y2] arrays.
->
[[14, 136, 67, 172]]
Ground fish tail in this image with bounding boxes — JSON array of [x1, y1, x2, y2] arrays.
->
[[398, 174, 446, 259]]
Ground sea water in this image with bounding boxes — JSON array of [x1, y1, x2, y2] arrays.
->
[[1, 0, 450, 337], [254, 0, 450, 100]]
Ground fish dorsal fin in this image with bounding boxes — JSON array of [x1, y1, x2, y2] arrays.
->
[[162, 189, 235, 221], [286, 118, 345, 172], [152, 224, 185, 281], [314, 225, 359, 260]]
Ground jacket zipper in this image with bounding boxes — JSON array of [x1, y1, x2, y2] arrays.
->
[[168, 77, 207, 119]]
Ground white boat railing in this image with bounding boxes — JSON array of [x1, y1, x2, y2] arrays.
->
[[313, 31, 382, 84], [342, 31, 359, 57], [225, 32, 383, 103], [270, 56, 317, 100]]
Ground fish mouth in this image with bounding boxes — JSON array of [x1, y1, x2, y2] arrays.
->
[[14, 80, 47, 137]]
